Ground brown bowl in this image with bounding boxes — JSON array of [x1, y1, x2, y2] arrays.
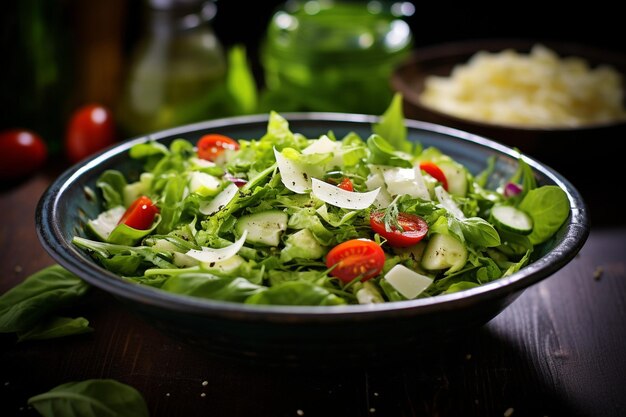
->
[[391, 40, 626, 157]]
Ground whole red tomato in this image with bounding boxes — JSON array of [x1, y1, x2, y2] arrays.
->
[[0, 129, 47, 180], [65, 104, 116, 163]]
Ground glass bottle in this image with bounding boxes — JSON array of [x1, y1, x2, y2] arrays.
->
[[261, 0, 414, 114], [117, 0, 227, 137]]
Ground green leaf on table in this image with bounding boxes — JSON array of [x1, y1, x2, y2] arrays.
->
[[28, 379, 149, 417], [17, 316, 92, 342], [0, 266, 89, 333], [519, 185, 569, 245]]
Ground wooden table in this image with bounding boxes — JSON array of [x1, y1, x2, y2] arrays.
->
[[1, 169, 625, 417]]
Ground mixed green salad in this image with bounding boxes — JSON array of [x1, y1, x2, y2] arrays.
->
[[72, 96, 570, 306]]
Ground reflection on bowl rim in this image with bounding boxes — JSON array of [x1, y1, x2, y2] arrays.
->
[[392, 38, 626, 132], [36, 113, 589, 321]]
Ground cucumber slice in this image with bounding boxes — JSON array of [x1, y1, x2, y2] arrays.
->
[[437, 161, 468, 197], [491, 205, 533, 235], [235, 210, 288, 246], [421, 233, 468, 272], [85, 206, 126, 241]]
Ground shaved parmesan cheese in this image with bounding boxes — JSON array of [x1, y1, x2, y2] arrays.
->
[[311, 178, 379, 210], [382, 167, 430, 200], [274, 147, 310, 194], [185, 230, 248, 263], [435, 185, 465, 219], [199, 183, 238, 215], [384, 264, 433, 299], [302, 135, 343, 167]]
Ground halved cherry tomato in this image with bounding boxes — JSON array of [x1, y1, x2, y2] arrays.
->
[[118, 196, 159, 230], [419, 161, 448, 191], [337, 177, 354, 191], [326, 239, 385, 283], [0, 129, 47, 180], [197, 134, 239, 161], [370, 211, 428, 248], [65, 104, 116, 163]]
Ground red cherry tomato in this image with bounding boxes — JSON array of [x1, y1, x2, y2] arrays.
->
[[197, 134, 239, 161], [0, 129, 47, 180], [325, 239, 385, 283], [118, 196, 159, 230], [370, 211, 429, 247], [419, 161, 448, 191], [337, 177, 354, 191], [65, 104, 116, 163]]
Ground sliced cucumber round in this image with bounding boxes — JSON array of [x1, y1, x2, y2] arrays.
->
[[491, 205, 533, 235], [85, 206, 126, 241]]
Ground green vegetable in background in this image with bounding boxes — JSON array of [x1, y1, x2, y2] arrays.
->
[[0, 265, 89, 334], [28, 379, 149, 417]]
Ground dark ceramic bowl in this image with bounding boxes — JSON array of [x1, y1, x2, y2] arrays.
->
[[391, 40, 626, 174], [36, 114, 589, 366]]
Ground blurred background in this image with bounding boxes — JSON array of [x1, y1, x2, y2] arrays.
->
[[0, 0, 623, 170]]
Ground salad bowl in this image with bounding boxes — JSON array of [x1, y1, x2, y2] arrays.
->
[[36, 113, 589, 366]]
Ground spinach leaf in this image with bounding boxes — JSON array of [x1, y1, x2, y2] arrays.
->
[[162, 273, 266, 303], [372, 93, 411, 153], [96, 170, 127, 210], [519, 185, 569, 245], [17, 316, 92, 342], [0, 266, 89, 333], [245, 281, 346, 306], [28, 379, 149, 417]]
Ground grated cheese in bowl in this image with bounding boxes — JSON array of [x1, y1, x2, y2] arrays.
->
[[419, 44, 626, 128]]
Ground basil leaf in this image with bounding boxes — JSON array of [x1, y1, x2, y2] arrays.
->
[[17, 316, 92, 342], [0, 266, 89, 333], [245, 281, 346, 306], [519, 186, 569, 245], [459, 217, 501, 248], [28, 379, 148, 417]]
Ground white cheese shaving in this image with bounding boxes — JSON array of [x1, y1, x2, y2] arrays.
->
[[273, 147, 310, 194], [199, 183, 238, 215], [311, 178, 380, 210], [185, 230, 248, 263], [384, 264, 433, 299], [302, 135, 343, 167], [435, 185, 465, 219]]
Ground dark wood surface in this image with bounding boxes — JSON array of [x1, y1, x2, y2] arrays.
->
[[1, 171, 625, 417]]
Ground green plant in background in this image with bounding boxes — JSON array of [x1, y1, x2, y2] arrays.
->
[[260, 0, 413, 114]]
